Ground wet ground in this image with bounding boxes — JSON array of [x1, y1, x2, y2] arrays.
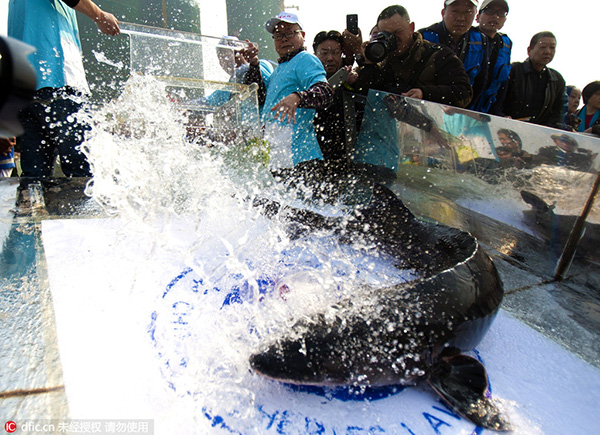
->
[[1, 176, 599, 420]]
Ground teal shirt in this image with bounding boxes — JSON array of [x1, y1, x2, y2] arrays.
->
[[443, 113, 496, 161], [354, 90, 399, 171], [262, 51, 326, 166], [8, 0, 83, 89]]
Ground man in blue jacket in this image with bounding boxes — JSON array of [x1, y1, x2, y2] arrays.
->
[[420, 0, 488, 111], [475, 0, 512, 115]]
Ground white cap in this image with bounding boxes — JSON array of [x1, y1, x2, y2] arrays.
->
[[265, 12, 303, 34], [445, 0, 478, 6], [480, 0, 509, 12]]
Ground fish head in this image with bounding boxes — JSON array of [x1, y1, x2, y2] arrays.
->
[[250, 332, 353, 386]]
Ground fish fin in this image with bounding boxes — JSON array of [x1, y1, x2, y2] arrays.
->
[[520, 190, 555, 213], [428, 354, 511, 432]]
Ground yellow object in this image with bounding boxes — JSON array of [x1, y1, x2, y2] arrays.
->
[[456, 145, 479, 164]]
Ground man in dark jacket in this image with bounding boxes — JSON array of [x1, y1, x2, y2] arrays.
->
[[354, 5, 472, 108], [312, 30, 350, 164], [350, 5, 472, 176], [502, 31, 566, 129], [419, 0, 487, 111]]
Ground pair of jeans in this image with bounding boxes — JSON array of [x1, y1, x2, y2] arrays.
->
[[17, 87, 91, 178]]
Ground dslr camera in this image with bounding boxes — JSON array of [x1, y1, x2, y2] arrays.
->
[[364, 31, 398, 63]]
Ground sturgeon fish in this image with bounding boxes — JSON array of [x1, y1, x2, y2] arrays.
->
[[251, 184, 510, 431]]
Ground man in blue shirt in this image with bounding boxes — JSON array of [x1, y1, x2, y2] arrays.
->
[[420, 0, 488, 111], [243, 12, 333, 174], [8, 0, 119, 178]]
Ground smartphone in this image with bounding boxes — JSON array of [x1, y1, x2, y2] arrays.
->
[[347, 14, 359, 35]]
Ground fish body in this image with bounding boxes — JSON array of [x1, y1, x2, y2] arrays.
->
[[251, 185, 509, 431]]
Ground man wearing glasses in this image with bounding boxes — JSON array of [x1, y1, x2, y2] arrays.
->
[[420, 0, 489, 112], [243, 12, 332, 175], [475, 0, 512, 115]]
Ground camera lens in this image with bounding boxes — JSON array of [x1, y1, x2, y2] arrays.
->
[[365, 42, 387, 63], [364, 32, 397, 64]]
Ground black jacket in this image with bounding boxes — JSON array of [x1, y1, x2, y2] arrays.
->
[[314, 86, 347, 162], [353, 33, 473, 108], [502, 59, 566, 129]]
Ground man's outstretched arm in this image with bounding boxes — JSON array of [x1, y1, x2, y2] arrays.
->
[[62, 0, 120, 35]]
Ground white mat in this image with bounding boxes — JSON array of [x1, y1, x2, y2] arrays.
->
[[41, 218, 600, 434]]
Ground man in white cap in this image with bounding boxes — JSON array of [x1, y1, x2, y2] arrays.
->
[[475, 0, 512, 114], [242, 12, 333, 175], [420, 0, 489, 112]]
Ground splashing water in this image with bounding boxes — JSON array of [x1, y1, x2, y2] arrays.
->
[[79, 75, 419, 431]]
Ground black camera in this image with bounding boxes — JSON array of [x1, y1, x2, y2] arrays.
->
[[364, 31, 398, 63], [0, 36, 37, 137]]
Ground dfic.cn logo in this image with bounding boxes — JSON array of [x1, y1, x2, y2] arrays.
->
[[4, 421, 17, 433]]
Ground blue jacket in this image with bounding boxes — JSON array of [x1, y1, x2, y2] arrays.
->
[[419, 22, 488, 110], [576, 106, 600, 132], [476, 32, 512, 114], [0, 149, 15, 172]]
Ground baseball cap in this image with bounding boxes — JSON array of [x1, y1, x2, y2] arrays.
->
[[480, 0, 509, 12], [265, 12, 303, 34], [444, 0, 478, 6]]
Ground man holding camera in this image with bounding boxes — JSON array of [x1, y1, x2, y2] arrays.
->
[[347, 6, 472, 177], [353, 5, 472, 108]]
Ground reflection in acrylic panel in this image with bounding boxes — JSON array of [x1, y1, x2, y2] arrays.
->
[[355, 89, 600, 267], [121, 23, 245, 83]]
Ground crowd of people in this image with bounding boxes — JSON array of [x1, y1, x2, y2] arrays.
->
[[237, 0, 600, 178], [1, 0, 599, 181]]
